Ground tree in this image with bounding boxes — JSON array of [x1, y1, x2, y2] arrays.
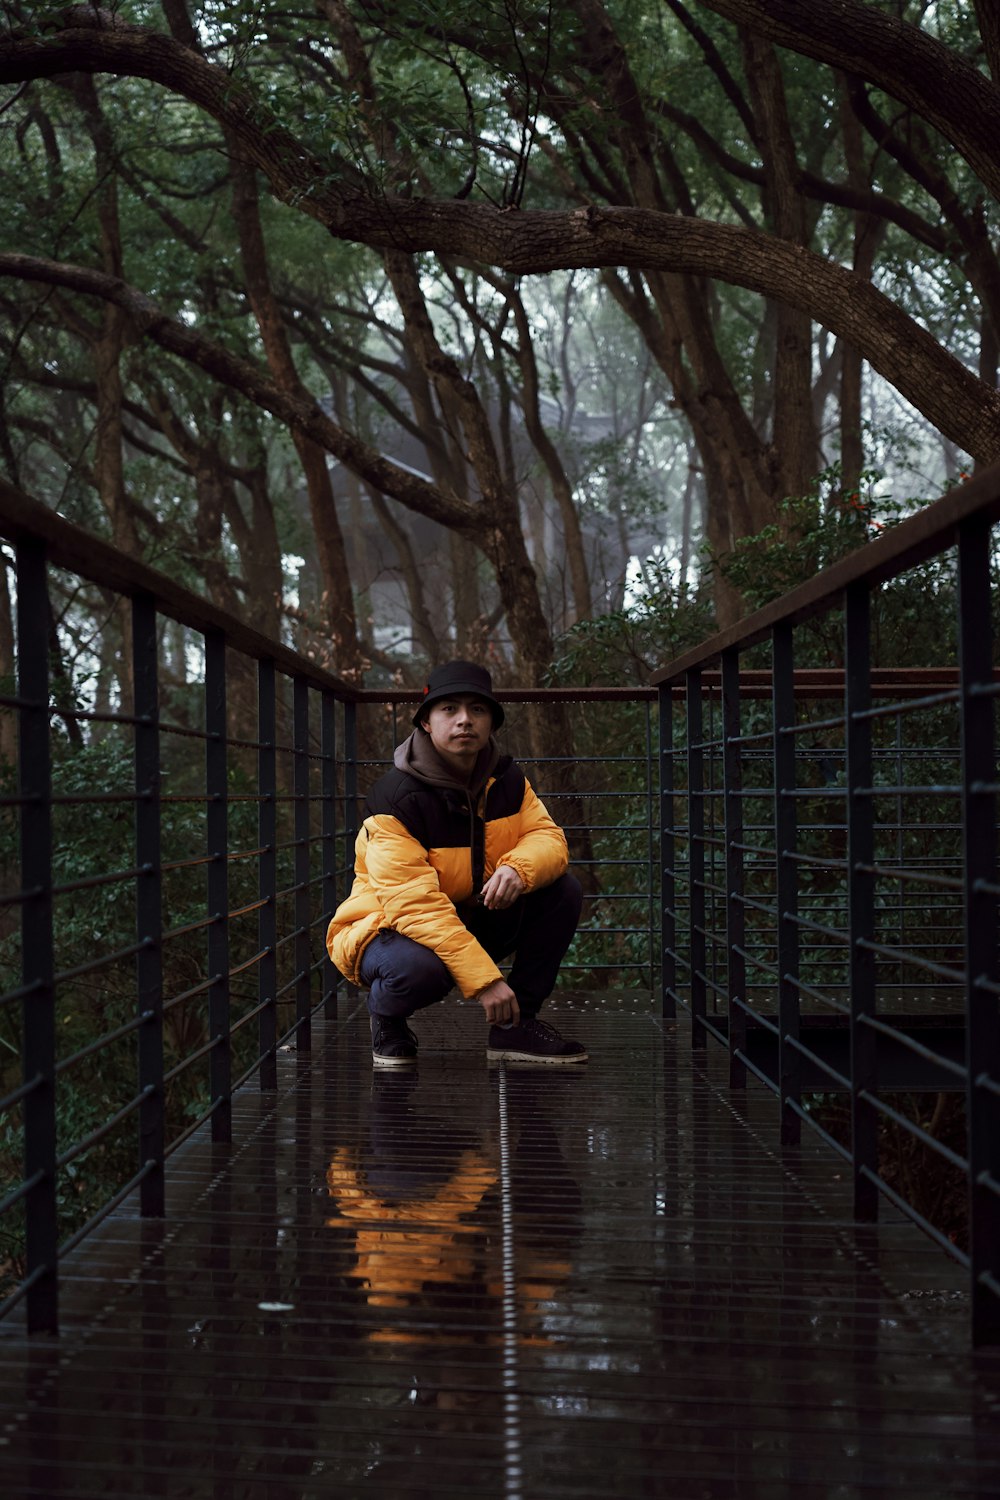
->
[[1, 0, 996, 645]]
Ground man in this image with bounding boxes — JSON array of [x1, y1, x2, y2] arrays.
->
[[327, 660, 586, 1067]]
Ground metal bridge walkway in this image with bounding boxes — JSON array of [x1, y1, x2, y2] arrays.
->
[[1, 993, 999, 1499]]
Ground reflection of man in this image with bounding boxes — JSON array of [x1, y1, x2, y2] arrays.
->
[[327, 661, 586, 1068], [326, 1077, 497, 1337], [326, 1072, 580, 1351]]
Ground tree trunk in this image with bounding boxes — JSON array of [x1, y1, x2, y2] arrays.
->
[[383, 250, 559, 682], [678, 458, 697, 591], [603, 266, 768, 624], [227, 148, 363, 676], [368, 488, 441, 662], [224, 459, 284, 641], [480, 272, 592, 626], [71, 77, 138, 558], [449, 531, 484, 656], [838, 74, 885, 496], [68, 75, 138, 716], [741, 28, 818, 503]]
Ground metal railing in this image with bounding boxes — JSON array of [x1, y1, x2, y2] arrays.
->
[[655, 469, 1000, 1347], [2, 466, 999, 1347], [0, 482, 362, 1333], [0, 482, 660, 1335]]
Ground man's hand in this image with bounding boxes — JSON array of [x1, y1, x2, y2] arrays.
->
[[480, 865, 524, 910], [474, 978, 520, 1026]]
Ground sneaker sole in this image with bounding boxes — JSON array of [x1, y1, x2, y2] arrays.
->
[[372, 1052, 417, 1068], [486, 1048, 588, 1065]]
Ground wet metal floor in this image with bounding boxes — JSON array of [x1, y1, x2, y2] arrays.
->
[[2, 993, 1000, 1498]]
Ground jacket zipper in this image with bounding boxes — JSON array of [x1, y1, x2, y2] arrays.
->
[[469, 779, 491, 896]]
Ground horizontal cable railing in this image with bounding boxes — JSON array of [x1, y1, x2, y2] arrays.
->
[[0, 484, 665, 1335], [654, 462, 1000, 1349], [2, 465, 1000, 1350], [0, 484, 360, 1334]]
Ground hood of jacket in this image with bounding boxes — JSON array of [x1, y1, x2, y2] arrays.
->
[[393, 727, 500, 798]]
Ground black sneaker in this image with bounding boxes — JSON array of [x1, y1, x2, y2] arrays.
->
[[371, 1015, 418, 1068], [486, 1015, 588, 1066]]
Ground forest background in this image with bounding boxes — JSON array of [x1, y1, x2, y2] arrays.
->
[[2, 0, 999, 722]]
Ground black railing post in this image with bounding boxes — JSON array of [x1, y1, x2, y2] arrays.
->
[[845, 582, 878, 1221], [17, 539, 58, 1333], [293, 676, 312, 1051], [321, 688, 338, 1007], [957, 515, 1000, 1346], [895, 715, 905, 962], [344, 698, 359, 854], [687, 668, 706, 1048], [706, 690, 720, 1005], [772, 623, 800, 1146], [258, 659, 278, 1091], [722, 649, 746, 1088], [132, 593, 165, 1217], [645, 700, 656, 992], [205, 630, 231, 1143], [659, 683, 676, 1019]]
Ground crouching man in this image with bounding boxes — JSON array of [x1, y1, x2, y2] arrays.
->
[[326, 660, 587, 1067]]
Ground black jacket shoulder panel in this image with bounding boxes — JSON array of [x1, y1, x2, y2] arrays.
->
[[367, 768, 468, 849], [366, 769, 433, 846], [487, 756, 525, 818], [365, 767, 411, 819]]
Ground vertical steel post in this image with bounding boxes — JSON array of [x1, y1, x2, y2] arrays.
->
[[687, 668, 706, 1048], [957, 515, 1000, 1346], [722, 649, 746, 1088], [205, 630, 231, 1143], [17, 539, 58, 1333], [132, 593, 165, 1216], [321, 689, 338, 1008], [895, 715, 905, 963], [845, 582, 878, 1220], [772, 623, 800, 1146], [293, 676, 312, 1051], [659, 683, 676, 1019], [258, 659, 278, 1091], [708, 690, 722, 1003], [645, 700, 656, 993], [344, 698, 359, 855]]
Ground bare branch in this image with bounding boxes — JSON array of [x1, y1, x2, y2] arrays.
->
[[0, 250, 484, 533]]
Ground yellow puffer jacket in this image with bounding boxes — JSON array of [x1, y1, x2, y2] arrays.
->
[[326, 741, 568, 997]]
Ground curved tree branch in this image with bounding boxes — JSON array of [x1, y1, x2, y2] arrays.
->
[[3, 11, 1000, 463], [4, 241, 999, 475], [0, 251, 483, 535], [692, 0, 1000, 204]]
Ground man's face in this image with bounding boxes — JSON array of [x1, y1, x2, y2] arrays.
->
[[421, 694, 494, 769]]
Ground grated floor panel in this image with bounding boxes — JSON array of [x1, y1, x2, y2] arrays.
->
[[1, 992, 999, 1498]]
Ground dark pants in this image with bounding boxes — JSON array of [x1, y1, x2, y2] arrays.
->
[[360, 872, 583, 1020]]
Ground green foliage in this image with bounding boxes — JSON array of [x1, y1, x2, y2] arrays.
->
[[550, 556, 713, 688], [712, 464, 981, 668], [540, 560, 711, 987], [718, 465, 895, 608]]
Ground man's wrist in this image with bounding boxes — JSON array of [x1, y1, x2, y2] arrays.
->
[[472, 978, 504, 1001]]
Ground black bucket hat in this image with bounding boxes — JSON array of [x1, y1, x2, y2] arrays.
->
[[413, 660, 505, 728]]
